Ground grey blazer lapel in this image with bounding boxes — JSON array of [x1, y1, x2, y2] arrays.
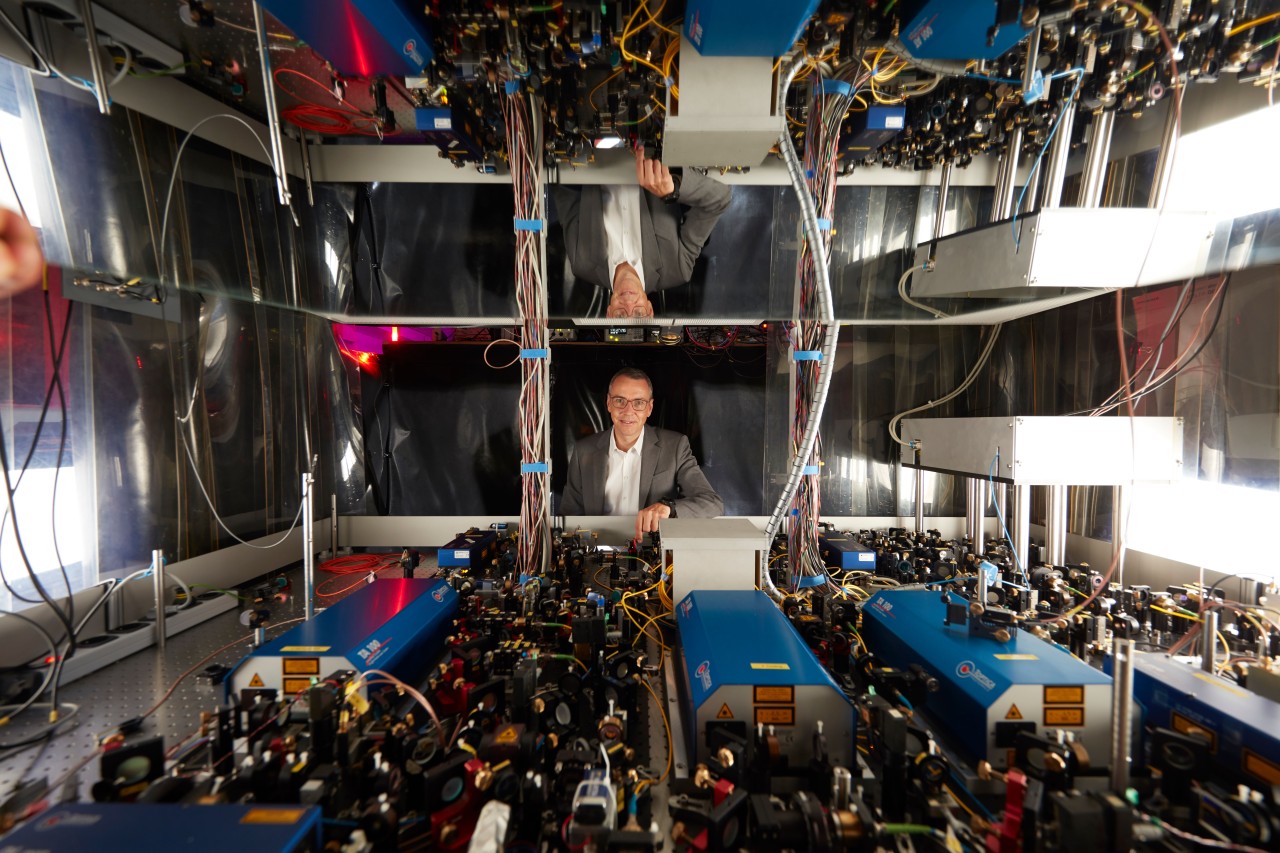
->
[[637, 429, 662, 507]]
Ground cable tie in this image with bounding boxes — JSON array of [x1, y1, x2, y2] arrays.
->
[[802, 465, 820, 476], [520, 462, 549, 473], [514, 218, 545, 232], [796, 573, 828, 589], [820, 79, 852, 97], [504, 80, 521, 95], [519, 348, 549, 359], [793, 350, 823, 361]]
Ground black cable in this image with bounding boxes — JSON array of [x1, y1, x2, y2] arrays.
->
[[1064, 277, 1229, 417], [0, 298, 74, 606]]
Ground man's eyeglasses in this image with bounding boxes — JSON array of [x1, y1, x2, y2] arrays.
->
[[608, 396, 651, 412]]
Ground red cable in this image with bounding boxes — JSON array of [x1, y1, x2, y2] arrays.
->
[[320, 553, 399, 574]]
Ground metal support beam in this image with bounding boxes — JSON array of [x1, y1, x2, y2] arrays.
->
[[1042, 102, 1077, 209], [76, 0, 111, 114], [1045, 484, 1068, 566], [1147, 97, 1180, 209], [302, 472, 315, 619], [933, 161, 952, 242], [1013, 485, 1031, 569], [253, 2, 292, 207], [1078, 110, 1115, 208], [966, 478, 985, 547], [914, 451, 925, 533]]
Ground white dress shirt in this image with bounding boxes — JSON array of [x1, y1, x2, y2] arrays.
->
[[603, 427, 644, 516], [600, 184, 646, 290]]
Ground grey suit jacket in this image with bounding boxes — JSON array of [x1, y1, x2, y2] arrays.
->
[[560, 427, 723, 517], [550, 170, 732, 291]]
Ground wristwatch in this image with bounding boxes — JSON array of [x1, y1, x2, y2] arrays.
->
[[660, 499, 678, 517], [662, 169, 683, 204]]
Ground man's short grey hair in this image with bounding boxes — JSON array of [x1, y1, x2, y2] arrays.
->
[[608, 367, 653, 398]]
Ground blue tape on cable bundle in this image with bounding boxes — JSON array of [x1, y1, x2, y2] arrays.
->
[[820, 79, 852, 97], [796, 573, 828, 589], [803, 465, 820, 476], [520, 348, 549, 359], [504, 80, 521, 94], [514, 218, 545, 231], [520, 462, 549, 473], [793, 350, 823, 361], [814, 217, 833, 230]]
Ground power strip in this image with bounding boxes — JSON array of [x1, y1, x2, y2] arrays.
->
[[58, 593, 237, 686]]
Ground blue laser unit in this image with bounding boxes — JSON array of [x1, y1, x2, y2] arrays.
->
[[228, 578, 458, 701], [860, 589, 1112, 769], [0, 803, 321, 852], [684, 0, 821, 57], [897, 0, 1030, 60], [819, 533, 877, 570], [257, 0, 433, 77], [840, 106, 908, 157], [1129, 652, 1280, 790], [676, 590, 855, 771], [437, 527, 499, 570]]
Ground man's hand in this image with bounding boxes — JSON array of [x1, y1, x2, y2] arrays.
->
[[635, 501, 672, 538], [0, 208, 43, 296], [635, 146, 675, 198]]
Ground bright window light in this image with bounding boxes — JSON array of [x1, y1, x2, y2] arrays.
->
[[0, 110, 43, 227], [0, 466, 84, 602], [1124, 480, 1280, 581], [1164, 103, 1280, 218]]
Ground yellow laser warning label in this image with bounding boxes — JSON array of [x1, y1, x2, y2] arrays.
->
[[280, 646, 330, 652], [750, 663, 790, 670], [717, 703, 734, 720], [241, 808, 306, 825], [1005, 704, 1024, 720], [248, 673, 264, 688]]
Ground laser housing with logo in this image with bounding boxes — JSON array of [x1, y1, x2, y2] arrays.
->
[[228, 578, 459, 702], [859, 588, 1112, 769], [675, 589, 855, 775]]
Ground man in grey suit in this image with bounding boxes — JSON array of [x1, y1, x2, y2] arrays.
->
[[551, 147, 732, 318], [561, 367, 723, 538]]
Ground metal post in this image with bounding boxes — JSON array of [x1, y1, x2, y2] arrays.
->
[[993, 128, 1024, 222], [298, 133, 315, 207], [1111, 484, 1127, 570], [1046, 484, 1068, 567], [253, 2, 292, 207], [303, 472, 315, 620], [914, 449, 925, 534], [1041, 100, 1077, 209], [1110, 638, 1135, 794], [1014, 485, 1031, 569], [151, 549, 166, 649], [932, 162, 952, 242], [832, 766, 851, 811], [966, 478, 985, 548], [1022, 27, 1042, 104], [1077, 110, 1115, 208], [77, 0, 111, 115], [1147, 97, 1180, 209], [1201, 609, 1219, 673], [330, 493, 339, 559]]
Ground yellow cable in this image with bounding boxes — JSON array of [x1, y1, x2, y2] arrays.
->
[[1216, 631, 1231, 675], [589, 69, 622, 110], [1151, 604, 1199, 622], [640, 677, 673, 783], [1229, 12, 1280, 37]]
